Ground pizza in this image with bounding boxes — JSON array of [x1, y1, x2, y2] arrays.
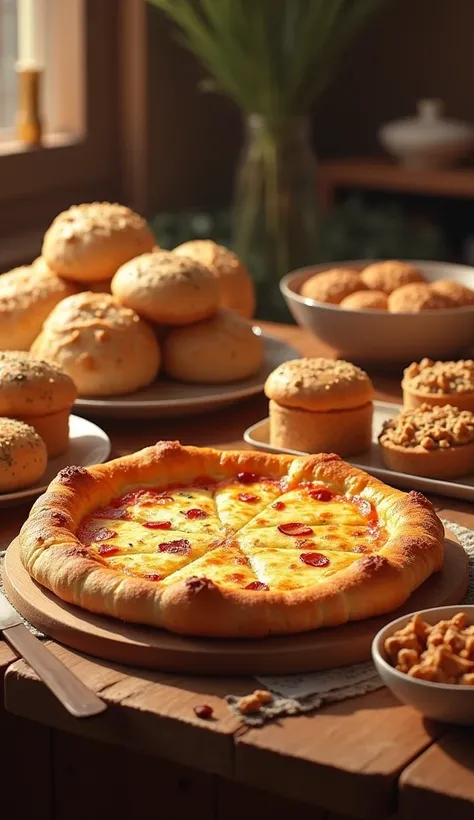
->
[[18, 441, 445, 638]]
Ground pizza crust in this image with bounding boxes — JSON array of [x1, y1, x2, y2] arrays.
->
[[19, 441, 445, 638]]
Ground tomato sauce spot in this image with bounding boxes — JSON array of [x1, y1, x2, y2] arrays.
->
[[299, 552, 330, 567], [158, 539, 191, 555], [278, 523, 314, 537], [309, 488, 334, 502], [143, 521, 172, 530], [237, 493, 259, 503], [184, 508, 207, 520], [97, 544, 120, 557], [245, 581, 269, 591], [237, 471, 259, 484], [272, 500, 286, 511]]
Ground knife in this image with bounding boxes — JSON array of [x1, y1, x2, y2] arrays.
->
[[0, 590, 107, 718]]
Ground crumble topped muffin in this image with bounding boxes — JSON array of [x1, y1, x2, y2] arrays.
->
[[402, 359, 474, 413], [378, 403, 474, 478]]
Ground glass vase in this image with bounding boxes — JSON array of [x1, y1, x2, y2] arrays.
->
[[232, 114, 320, 322]]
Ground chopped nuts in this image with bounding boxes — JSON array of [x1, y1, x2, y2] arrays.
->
[[403, 359, 474, 395], [237, 689, 273, 714], [384, 612, 474, 685], [379, 403, 474, 450]]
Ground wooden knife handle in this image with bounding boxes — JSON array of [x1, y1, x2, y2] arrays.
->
[[4, 624, 107, 718]]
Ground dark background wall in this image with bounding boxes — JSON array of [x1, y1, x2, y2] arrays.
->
[[145, 0, 474, 215]]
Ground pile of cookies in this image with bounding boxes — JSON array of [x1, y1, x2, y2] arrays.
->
[[0, 202, 262, 397], [0, 350, 77, 492], [300, 259, 474, 312]]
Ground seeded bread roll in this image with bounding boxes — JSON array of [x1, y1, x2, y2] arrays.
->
[[0, 417, 47, 492], [340, 290, 388, 311], [378, 403, 474, 479], [0, 264, 78, 351], [34, 257, 113, 294], [111, 250, 219, 325], [42, 202, 156, 282], [388, 283, 453, 313], [360, 260, 425, 294], [429, 279, 474, 307], [163, 309, 264, 384], [31, 292, 160, 397], [0, 351, 77, 456], [300, 268, 366, 304], [173, 240, 255, 318], [264, 357, 374, 456]]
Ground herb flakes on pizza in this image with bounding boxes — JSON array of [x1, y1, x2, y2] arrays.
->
[[18, 440, 444, 638]]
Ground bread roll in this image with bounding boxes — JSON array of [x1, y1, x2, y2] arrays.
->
[[300, 269, 366, 304], [0, 417, 47, 492], [360, 260, 425, 294]]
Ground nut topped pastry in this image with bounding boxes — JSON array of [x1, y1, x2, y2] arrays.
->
[[360, 260, 425, 294], [378, 403, 474, 478], [0, 351, 77, 456], [173, 240, 255, 318], [42, 202, 156, 282], [31, 292, 160, 397], [403, 358, 474, 412], [264, 357, 374, 457], [388, 282, 453, 313], [430, 279, 474, 307], [300, 268, 366, 304]]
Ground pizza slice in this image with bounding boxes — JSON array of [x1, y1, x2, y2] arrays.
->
[[89, 484, 223, 534], [104, 550, 198, 581], [242, 486, 371, 530], [213, 477, 283, 530], [239, 543, 363, 591], [238, 524, 384, 555], [160, 541, 260, 590]]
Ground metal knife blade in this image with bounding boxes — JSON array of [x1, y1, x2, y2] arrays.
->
[[0, 589, 23, 629]]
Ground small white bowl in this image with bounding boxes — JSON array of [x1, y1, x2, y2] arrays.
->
[[372, 605, 474, 725], [280, 259, 474, 365]]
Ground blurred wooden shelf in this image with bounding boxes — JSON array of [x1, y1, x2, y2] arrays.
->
[[318, 157, 474, 209]]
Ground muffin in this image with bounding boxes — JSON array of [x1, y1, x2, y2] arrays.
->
[[388, 283, 453, 313], [173, 240, 255, 318], [378, 403, 474, 479], [360, 260, 425, 294], [31, 292, 160, 397], [430, 279, 474, 307], [111, 250, 219, 325], [42, 202, 156, 282], [402, 358, 474, 413], [0, 351, 77, 457], [300, 268, 366, 304], [0, 417, 47, 492], [0, 264, 78, 350], [264, 357, 374, 456], [340, 290, 388, 311], [163, 309, 264, 384]]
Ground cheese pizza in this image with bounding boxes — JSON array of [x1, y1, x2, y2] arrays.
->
[[18, 441, 445, 638]]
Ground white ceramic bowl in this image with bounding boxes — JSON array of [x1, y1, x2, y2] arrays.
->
[[280, 259, 474, 365], [372, 605, 474, 725]]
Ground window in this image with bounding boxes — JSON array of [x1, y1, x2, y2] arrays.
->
[[0, 0, 122, 269]]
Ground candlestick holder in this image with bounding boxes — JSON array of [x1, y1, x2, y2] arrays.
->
[[15, 64, 43, 147]]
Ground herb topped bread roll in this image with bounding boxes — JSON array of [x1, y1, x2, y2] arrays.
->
[[163, 309, 264, 384], [264, 357, 374, 456], [0, 263, 78, 350], [31, 292, 160, 397], [402, 358, 474, 413], [0, 417, 47, 492], [378, 403, 474, 479], [300, 268, 366, 304], [172, 240, 255, 318], [0, 351, 77, 457], [360, 260, 425, 294], [111, 250, 219, 325], [42, 202, 156, 283]]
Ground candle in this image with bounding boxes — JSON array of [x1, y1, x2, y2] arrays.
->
[[17, 0, 44, 69]]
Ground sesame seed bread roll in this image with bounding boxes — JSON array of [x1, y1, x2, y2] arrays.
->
[[30, 292, 160, 397], [111, 250, 219, 325], [0, 264, 78, 351], [42, 202, 156, 283], [173, 240, 255, 318], [0, 351, 77, 456], [0, 417, 47, 492], [264, 357, 374, 457]]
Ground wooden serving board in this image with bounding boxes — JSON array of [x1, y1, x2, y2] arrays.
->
[[3, 532, 469, 676]]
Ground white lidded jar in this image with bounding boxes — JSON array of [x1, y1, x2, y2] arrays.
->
[[378, 98, 474, 169]]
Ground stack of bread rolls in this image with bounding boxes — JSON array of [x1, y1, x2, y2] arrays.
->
[[0, 202, 261, 399]]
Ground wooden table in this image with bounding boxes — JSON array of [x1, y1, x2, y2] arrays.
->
[[1, 323, 473, 820]]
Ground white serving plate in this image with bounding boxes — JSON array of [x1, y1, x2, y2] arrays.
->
[[73, 329, 299, 419], [0, 415, 111, 507], [243, 400, 474, 502]]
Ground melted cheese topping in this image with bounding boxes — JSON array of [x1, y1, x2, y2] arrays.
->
[[77, 479, 387, 592]]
